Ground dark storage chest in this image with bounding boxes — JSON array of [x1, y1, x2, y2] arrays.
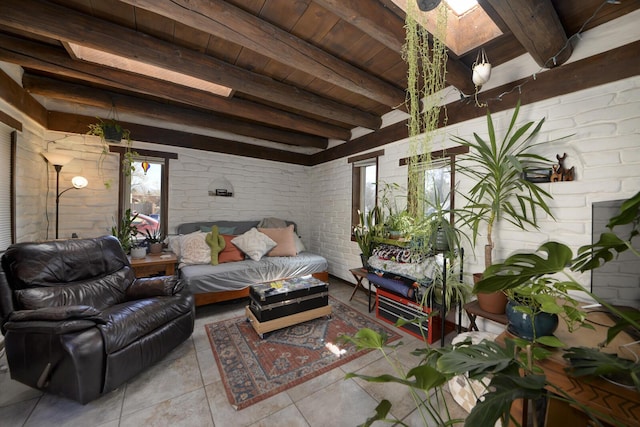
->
[[376, 288, 442, 344], [249, 275, 329, 322]]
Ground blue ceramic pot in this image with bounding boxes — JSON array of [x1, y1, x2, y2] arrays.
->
[[506, 300, 559, 341]]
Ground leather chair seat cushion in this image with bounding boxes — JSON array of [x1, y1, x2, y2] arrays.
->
[[14, 268, 135, 311], [98, 292, 193, 354]]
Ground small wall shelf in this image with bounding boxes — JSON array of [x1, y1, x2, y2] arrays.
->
[[208, 177, 234, 197]]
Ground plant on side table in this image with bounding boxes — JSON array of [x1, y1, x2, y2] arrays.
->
[[354, 206, 383, 268], [144, 227, 165, 255], [453, 100, 565, 314], [111, 209, 138, 254]]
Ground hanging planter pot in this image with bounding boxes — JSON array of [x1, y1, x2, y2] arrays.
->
[[102, 122, 124, 143], [472, 49, 492, 87]]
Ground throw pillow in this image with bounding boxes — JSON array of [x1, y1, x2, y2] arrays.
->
[[218, 234, 245, 263], [200, 225, 236, 235], [258, 224, 297, 257], [205, 225, 226, 265], [293, 233, 306, 253], [166, 235, 182, 257], [231, 228, 276, 261], [179, 232, 210, 265]]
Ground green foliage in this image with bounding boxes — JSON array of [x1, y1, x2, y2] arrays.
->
[[563, 346, 640, 390], [453, 100, 562, 268], [111, 209, 138, 253], [87, 118, 137, 187], [144, 227, 164, 243], [353, 206, 384, 260]]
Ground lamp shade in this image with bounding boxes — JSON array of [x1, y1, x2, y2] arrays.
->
[[71, 176, 88, 189], [42, 151, 74, 166]]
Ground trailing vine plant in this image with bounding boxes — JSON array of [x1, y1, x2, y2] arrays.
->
[[405, 1, 449, 244], [87, 118, 137, 189]]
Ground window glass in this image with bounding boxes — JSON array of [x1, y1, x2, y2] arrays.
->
[[361, 163, 377, 216], [121, 158, 165, 240]]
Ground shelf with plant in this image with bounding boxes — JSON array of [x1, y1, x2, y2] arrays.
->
[[343, 191, 640, 426]]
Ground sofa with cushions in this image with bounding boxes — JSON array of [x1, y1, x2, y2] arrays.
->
[[170, 219, 329, 306]]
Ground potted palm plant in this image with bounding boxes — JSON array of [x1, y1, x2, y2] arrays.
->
[[453, 100, 561, 313]]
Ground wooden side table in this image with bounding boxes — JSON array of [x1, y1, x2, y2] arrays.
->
[[349, 267, 374, 312], [463, 299, 508, 331], [129, 252, 178, 278]]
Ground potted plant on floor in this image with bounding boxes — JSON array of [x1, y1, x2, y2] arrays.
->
[[453, 100, 562, 314]]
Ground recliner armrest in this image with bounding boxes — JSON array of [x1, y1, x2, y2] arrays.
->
[[126, 276, 185, 300]]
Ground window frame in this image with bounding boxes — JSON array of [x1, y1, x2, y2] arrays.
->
[[349, 150, 384, 239], [110, 146, 177, 239], [400, 145, 468, 222]]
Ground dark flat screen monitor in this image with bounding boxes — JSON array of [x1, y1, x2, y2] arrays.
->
[[591, 199, 640, 310]]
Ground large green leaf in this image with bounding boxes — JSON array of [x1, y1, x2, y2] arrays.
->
[[564, 346, 640, 392], [465, 374, 547, 427], [475, 242, 573, 293], [574, 232, 629, 272], [437, 339, 517, 378]]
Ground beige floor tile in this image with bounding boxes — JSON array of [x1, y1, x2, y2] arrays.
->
[[0, 360, 42, 407], [247, 404, 310, 427], [0, 397, 38, 426], [295, 378, 379, 427], [24, 387, 124, 427], [285, 366, 345, 403], [350, 356, 429, 421], [120, 387, 214, 427], [401, 389, 468, 427], [122, 351, 203, 415], [196, 347, 222, 386], [206, 380, 294, 427]]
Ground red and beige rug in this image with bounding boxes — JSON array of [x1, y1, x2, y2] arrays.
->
[[206, 296, 402, 410]]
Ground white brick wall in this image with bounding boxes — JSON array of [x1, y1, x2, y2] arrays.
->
[[311, 76, 640, 293]]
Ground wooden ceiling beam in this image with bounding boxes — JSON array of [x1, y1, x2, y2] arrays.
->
[[116, 0, 406, 110], [47, 112, 311, 166], [314, 0, 476, 94], [0, 34, 350, 140], [311, 39, 640, 165], [482, 0, 572, 68], [0, 68, 47, 128], [0, 0, 381, 131], [25, 74, 328, 149]]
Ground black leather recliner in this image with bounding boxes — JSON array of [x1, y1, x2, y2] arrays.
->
[[0, 235, 195, 404]]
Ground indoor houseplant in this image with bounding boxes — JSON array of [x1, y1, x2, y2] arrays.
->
[[453, 100, 561, 313], [144, 227, 165, 255], [354, 206, 383, 268], [111, 208, 138, 254], [344, 192, 640, 427], [87, 118, 137, 188]]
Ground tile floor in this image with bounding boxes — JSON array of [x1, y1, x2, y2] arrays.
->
[[0, 279, 467, 427]]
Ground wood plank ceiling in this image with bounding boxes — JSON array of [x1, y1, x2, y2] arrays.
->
[[0, 0, 638, 164]]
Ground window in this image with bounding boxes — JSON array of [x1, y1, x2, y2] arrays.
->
[[111, 147, 177, 239], [349, 150, 383, 235], [401, 146, 468, 222], [0, 126, 15, 250]]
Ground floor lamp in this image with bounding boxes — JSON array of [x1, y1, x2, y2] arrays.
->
[[42, 152, 89, 239]]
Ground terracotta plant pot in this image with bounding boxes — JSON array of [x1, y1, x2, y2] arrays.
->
[[149, 242, 163, 255], [474, 273, 507, 314]]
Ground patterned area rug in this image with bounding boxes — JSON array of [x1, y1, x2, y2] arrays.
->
[[206, 296, 402, 410]]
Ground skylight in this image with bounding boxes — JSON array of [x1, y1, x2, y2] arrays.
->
[[65, 43, 233, 98], [391, 0, 501, 55], [445, 0, 478, 16]]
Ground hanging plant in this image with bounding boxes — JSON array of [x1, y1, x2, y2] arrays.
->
[[87, 118, 137, 188]]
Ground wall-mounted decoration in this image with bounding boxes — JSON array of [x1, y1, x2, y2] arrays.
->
[[208, 177, 234, 197], [551, 153, 575, 182]]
